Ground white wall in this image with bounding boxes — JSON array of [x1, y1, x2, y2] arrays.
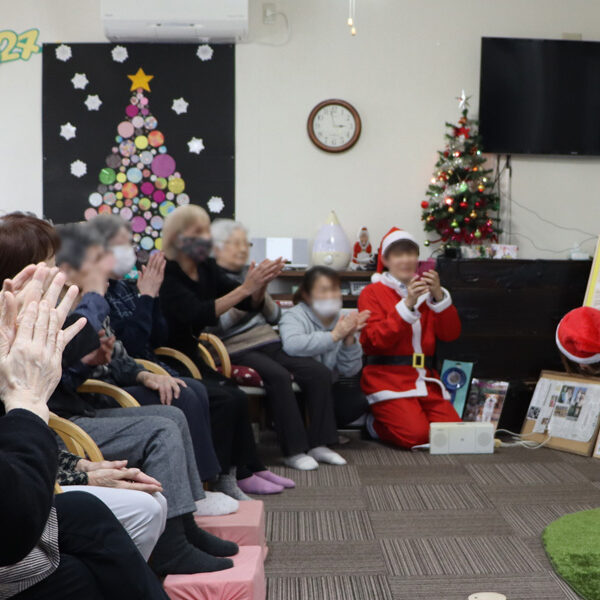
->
[[1, 0, 599, 258]]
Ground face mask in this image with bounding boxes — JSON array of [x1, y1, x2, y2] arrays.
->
[[178, 235, 213, 263], [312, 297, 342, 319], [111, 244, 137, 277]]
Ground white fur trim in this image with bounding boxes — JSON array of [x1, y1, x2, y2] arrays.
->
[[426, 287, 452, 313], [396, 299, 420, 324], [371, 272, 383, 283], [382, 230, 418, 256], [555, 325, 600, 365]]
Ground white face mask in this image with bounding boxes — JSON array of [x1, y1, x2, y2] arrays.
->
[[111, 244, 137, 277], [312, 297, 342, 319]]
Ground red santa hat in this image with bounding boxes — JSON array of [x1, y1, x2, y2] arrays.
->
[[371, 227, 418, 283], [556, 307, 600, 364]]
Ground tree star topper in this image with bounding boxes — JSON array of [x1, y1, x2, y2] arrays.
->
[[127, 68, 154, 92], [456, 89, 471, 110]]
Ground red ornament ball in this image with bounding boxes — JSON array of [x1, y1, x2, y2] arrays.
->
[[459, 201, 468, 209], [421, 201, 429, 209]]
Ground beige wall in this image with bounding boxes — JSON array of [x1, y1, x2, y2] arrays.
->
[[1, 0, 599, 258]]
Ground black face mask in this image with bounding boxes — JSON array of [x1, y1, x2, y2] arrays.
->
[[177, 235, 213, 263]]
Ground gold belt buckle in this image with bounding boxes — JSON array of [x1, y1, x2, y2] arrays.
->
[[412, 353, 425, 368]]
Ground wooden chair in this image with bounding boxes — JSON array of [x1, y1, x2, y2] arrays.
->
[[197, 333, 301, 427], [77, 379, 140, 408], [154, 347, 202, 380]]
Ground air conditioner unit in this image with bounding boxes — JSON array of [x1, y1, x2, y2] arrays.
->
[[101, 0, 249, 43]]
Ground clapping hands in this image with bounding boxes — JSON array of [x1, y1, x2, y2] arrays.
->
[[332, 309, 371, 344]]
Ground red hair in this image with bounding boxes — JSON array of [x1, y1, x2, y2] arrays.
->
[[0, 213, 60, 282]]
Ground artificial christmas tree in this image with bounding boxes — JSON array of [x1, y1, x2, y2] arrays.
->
[[422, 93, 501, 252], [85, 68, 191, 261]]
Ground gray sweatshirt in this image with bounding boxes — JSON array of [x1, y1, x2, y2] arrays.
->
[[279, 302, 363, 378]]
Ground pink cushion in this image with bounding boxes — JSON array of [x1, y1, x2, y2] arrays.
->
[[195, 500, 266, 550], [164, 545, 266, 600], [218, 365, 265, 387]]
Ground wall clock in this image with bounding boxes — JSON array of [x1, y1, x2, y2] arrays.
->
[[307, 99, 361, 153]]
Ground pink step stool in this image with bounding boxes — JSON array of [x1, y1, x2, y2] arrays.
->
[[195, 500, 267, 557], [163, 545, 266, 600]]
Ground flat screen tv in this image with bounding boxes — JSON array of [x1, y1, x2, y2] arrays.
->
[[479, 37, 600, 155]]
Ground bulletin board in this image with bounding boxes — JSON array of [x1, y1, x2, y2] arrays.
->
[[42, 42, 235, 259], [522, 370, 600, 456]]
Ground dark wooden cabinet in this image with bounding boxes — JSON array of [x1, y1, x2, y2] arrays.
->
[[436, 258, 592, 381]]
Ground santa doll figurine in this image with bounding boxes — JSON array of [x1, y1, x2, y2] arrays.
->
[[350, 227, 374, 270], [358, 227, 462, 448]]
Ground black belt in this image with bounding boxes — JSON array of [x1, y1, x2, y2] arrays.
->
[[365, 353, 434, 369]]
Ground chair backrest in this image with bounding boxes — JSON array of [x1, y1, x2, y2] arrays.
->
[[77, 379, 140, 408], [154, 346, 202, 379], [134, 358, 171, 376], [49, 413, 104, 462]]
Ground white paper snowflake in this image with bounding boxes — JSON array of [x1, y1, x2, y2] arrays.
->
[[60, 122, 77, 140], [55, 44, 72, 62], [172, 97, 189, 115], [111, 45, 128, 63], [71, 73, 89, 90], [84, 95, 102, 111], [70, 160, 87, 178], [207, 196, 224, 214], [187, 137, 205, 154], [196, 44, 214, 61]]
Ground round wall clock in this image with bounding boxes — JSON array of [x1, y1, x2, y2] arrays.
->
[[307, 99, 361, 153]]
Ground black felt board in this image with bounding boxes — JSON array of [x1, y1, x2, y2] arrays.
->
[[42, 43, 234, 253]]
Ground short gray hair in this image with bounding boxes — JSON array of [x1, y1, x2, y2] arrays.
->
[[56, 223, 103, 269], [211, 219, 248, 250], [88, 214, 131, 247]]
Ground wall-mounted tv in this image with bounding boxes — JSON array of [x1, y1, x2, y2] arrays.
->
[[479, 37, 600, 156]]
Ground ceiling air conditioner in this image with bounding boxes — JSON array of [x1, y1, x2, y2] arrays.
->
[[101, 0, 249, 44]]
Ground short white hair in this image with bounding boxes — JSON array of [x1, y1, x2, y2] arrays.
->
[[211, 219, 248, 250]]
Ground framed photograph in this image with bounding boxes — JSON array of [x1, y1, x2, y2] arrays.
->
[[463, 379, 509, 430], [522, 370, 600, 457]]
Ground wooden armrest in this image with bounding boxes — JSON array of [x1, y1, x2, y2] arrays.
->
[[77, 379, 140, 408], [134, 358, 171, 377], [198, 333, 231, 377], [54, 483, 63, 494], [154, 347, 202, 379], [49, 412, 104, 462]]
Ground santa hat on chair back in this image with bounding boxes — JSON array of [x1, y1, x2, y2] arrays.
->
[[372, 227, 419, 283], [556, 307, 600, 364]]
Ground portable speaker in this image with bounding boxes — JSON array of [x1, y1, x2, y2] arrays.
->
[[429, 422, 494, 455]]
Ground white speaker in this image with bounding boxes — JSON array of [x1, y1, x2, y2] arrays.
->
[[429, 422, 495, 455]]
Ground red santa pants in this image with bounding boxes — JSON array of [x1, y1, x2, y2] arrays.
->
[[370, 382, 461, 448]]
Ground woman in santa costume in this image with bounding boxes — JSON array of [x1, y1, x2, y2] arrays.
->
[[556, 306, 600, 377], [358, 227, 462, 448]]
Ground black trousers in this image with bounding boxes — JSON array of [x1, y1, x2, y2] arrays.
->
[[234, 342, 368, 456], [14, 491, 168, 600], [200, 370, 266, 479]]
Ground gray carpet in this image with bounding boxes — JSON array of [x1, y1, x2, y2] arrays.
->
[[257, 431, 600, 600]]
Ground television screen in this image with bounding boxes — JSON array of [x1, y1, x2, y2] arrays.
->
[[479, 37, 600, 155]]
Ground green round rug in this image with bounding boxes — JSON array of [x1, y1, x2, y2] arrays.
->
[[543, 508, 600, 600]]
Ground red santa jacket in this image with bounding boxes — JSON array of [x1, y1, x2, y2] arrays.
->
[[358, 273, 461, 404]]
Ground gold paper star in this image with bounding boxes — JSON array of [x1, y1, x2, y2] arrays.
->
[[127, 68, 154, 92]]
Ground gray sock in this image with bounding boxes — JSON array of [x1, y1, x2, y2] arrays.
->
[[213, 472, 251, 501]]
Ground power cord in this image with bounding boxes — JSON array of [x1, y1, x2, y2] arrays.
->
[[494, 427, 552, 449]]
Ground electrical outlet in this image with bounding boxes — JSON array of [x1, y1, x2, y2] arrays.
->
[[263, 2, 277, 24]]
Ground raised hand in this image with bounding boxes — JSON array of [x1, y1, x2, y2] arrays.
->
[[0, 278, 86, 421], [137, 251, 166, 298], [331, 313, 356, 342], [405, 275, 429, 310], [81, 329, 115, 366], [420, 269, 443, 302]]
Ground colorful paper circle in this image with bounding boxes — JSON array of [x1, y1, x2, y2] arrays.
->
[[125, 105, 139, 118], [84, 207, 97, 220], [116, 172, 127, 183], [99, 167, 116, 185], [153, 190, 165, 203], [148, 130, 164, 147], [117, 121, 134, 138], [176, 193, 190, 206], [168, 178, 185, 194], [131, 216, 146, 233], [159, 201, 175, 216], [120, 207, 133, 220], [119, 140, 136, 157], [150, 215, 164, 230], [151, 154, 175, 178], [140, 182, 154, 195], [103, 192, 117, 205], [132, 116, 144, 128], [145, 116, 157, 129], [105, 154, 121, 169], [89, 192, 102, 207], [126, 167, 143, 183], [122, 182, 138, 199], [98, 205, 112, 214], [139, 197, 151, 210], [135, 135, 149, 150]]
